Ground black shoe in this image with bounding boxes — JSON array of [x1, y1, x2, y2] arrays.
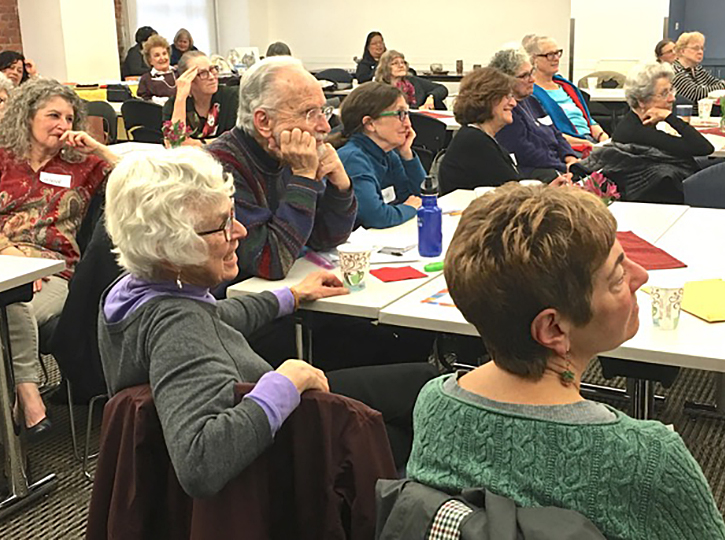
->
[[26, 417, 53, 443]]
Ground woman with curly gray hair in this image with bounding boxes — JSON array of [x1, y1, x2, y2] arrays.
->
[[0, 77, 117, 438], [613, 62, 713, 158], [0, 72, 14, 116]]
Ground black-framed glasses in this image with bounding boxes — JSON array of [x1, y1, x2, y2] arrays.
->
[[197, 65, 220, 80], [536, 49, 563, 61], [516, 68, 536, 80], [377, 109, 410, 122], [197, 204, 234, 242]]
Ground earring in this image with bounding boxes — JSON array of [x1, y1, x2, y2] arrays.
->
[[176, 272, 183, 290], [560, 351, 575, 386]]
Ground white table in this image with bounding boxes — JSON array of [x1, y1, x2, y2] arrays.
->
[[586, 88, 626, 102], [111, 141, 164, 156], [0, 256, 64, 518]]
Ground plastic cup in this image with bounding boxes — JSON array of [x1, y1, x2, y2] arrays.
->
[[698, 98, 715, 121], [336, 244, 372, 291], [650, 284, 684, 330], [587, 77, 598, 89], [675, 104, 693, 123]]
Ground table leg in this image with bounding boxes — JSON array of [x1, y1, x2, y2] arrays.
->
[[0, 305, 57, 519]]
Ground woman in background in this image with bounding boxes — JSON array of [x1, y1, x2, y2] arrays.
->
[[137, 34, 177, 100], [170, 28, 198, 66], [672, 31, 725, 103], [0, 51, 33, 86], [355, 31, 386, 83], [655, 38, 677, 64], [375, 50, 448, 110]]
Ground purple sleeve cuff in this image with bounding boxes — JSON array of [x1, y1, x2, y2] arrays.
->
[[245, 371, 301, 436], [272, 287, 295, 318]]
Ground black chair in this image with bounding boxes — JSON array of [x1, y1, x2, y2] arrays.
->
[[410, 112, 447, 172], [85, 101, 118, 144], [128, 126, 164, 144], [580, 89, 619, 134], [683, 162, 725, 209], [121, 99, 163, 140], [315, 68, 353, 90]]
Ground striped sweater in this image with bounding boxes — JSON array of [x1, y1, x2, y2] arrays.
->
[[207, 128, 356, 280], [672, 59, 725, 103]]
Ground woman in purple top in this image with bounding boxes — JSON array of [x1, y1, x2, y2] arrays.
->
[[99, 147, 349, 497]]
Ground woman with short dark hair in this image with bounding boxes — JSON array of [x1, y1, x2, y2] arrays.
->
[[0, 51, 30, 86], [337, 82, 424, 228], [439, 67, 519, 194], [355, 31, 385, 83], [122, 26, 157, 78], [655, 38, 676, 64], [408, 183, 725, 540]]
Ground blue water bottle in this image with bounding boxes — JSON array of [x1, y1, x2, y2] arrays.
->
[[417, 176, 442, 257]]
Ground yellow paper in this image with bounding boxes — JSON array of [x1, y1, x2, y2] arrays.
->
[[681, 279, 725, 323]]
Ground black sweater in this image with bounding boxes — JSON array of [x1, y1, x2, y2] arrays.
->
[[356, 57, 378, 83], [439, 125, 520, 195], [613, 110, 714, 158]]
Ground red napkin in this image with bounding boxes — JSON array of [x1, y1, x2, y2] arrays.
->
[[616, 231, 686, 270], [696, 127, 725, 136], [370, 266, 428, 282]]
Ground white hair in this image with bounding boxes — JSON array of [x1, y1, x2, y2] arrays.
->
[[236, 55, 307, 133], [0, 72, 14, 96], [105, 147, 234, 280], [523, 35, 554, 59], [624, 62, 674, 109]]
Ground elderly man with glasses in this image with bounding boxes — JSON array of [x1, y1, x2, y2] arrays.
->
[[207, 56, 356, 283], [490, 48, 578, 182]]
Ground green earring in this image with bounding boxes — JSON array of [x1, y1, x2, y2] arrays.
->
[[560, 353, 575, 386]]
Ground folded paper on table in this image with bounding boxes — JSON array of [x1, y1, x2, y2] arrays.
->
[[616, 231, 686, 270], [370, 266, 427, 282], [682, 279, 725, 323]]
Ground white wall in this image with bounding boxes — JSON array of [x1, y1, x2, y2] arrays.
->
[[571, 0, 669, 84], [223, 0, 571, 74], [19, 0, 120, 82]]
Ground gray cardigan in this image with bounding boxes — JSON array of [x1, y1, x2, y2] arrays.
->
[[98, 291, 279, 498]]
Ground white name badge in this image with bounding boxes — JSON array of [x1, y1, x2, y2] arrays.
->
[[382, 185, 397, 204], [509, 153, 518, 166], [538, 115, 553, 126], [39, 171, 72, 188]]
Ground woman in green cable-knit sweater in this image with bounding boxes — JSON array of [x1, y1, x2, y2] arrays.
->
[[406, 183, 725, 540]]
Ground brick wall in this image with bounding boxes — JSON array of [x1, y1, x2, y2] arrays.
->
[[114, 0, 126, 59], [0, 0, 22, 52]]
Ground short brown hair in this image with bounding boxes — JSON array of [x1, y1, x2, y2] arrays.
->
[[340, 81, 402, 137], [143, 34, 171, 65], [444, 183, 616, 379], [453, 67, 513, 125]]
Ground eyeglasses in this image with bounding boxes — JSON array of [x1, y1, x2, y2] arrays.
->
[[196, 65, 220, 80], [686, 45, 705, 52], [515, 68, 536, 80], [304, 105, 334, 125], [390, 60, 407, 68], [197, 204, 234, 242], [654, 86, 677, 99], [536, 49, 563, 61], [377, 109, 410, 122]]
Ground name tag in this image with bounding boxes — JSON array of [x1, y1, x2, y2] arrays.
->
[[39, 171, 72, 188], [509, 153, 518, 166], [382, 185, 396, 204], [538, 115, 553, 126]]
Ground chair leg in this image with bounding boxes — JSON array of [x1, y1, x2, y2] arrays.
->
[[66, 380, 82, 462], [83, 394, 107, 482]]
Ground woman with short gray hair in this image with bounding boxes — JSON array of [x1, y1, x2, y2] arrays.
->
[[613, 62, 713, 158], [101, 146, 349, 497], [0, 77, 117, 438]]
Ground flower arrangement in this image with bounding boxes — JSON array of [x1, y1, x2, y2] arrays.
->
[[162, 120, 191, 148], [579, 170, 620, 206]]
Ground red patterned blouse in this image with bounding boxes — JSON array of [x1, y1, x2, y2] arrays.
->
[[0, 149, 111, 279]]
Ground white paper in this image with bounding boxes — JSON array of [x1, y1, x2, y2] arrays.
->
[[39, 171, 72, 188]]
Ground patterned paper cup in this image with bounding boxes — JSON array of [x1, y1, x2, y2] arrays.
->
[[651, 285, 684, 330], [336, 244, 372, 291]]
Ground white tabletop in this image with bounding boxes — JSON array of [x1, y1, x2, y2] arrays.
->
[[111, 141, 164, 156], [609, 201, 689, 243], [0, 256, 65, 294], [586, 88, 626, 102]]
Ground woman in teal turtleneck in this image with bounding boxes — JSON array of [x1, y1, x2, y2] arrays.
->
[[337, 82, 424, 229], [407, 183, 725, 540]]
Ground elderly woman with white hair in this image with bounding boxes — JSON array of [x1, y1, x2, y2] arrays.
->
[[613, 62, 713, 157], [162, 51, 239, 145], [100, 147, 350, 497], [490, 48, 578, 181], [672, 31, 725, 103], [0, 78, 117, 437]]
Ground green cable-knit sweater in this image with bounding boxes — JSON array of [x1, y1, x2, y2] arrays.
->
[[407, 374, 725, 540]]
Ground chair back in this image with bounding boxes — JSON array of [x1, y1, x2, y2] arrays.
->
[[315, 68, 353, 89], [410, 112, 447, 173], [85, 100, 118, 144], [121, 99, 163, 133], [128, 126, 164, 144], [683, 162, 725, 209], [577, 71, 626, 89], [87, 383, 396, 540]]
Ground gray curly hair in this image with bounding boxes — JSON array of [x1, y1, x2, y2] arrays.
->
[[624, 62, 674, 109], [0, 77, 86, 162], [0, 72, 14, 99], [489, 48, 530, 76]]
